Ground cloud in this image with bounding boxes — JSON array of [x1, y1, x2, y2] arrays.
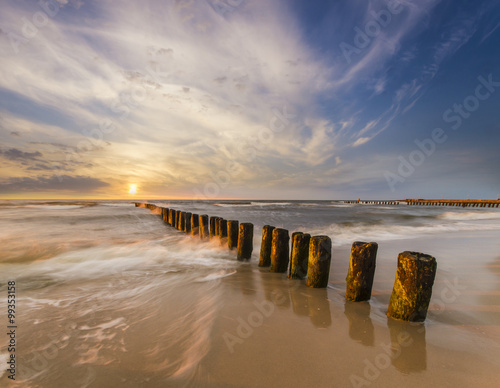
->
[[0, 175, 109, 193], [0, 148, 42, 161], [352, 137, 371, 147], [0, 0, 496, 198]]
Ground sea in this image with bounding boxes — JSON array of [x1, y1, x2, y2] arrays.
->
[[1, 200, 499, 387]]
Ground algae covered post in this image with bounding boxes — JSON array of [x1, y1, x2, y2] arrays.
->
[[259, 225, 275, 267], [237, 223, 254, 261], [289, 232, 310, 279], [345, 242, 378, 301], [199, 215, 209, 240], [210, 216, 217, 239], [191, 213, 199, 236], [227, 220, 239, 250], [184, 212, 192, 234], [306, 236, 332, 288], [387, 251, 437, 322], [218, 218, 228, 246], [270, 228, 290, 273]]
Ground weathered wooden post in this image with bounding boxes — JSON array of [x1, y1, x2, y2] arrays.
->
[[214, 217, 220, 237], [169, 209, 175, 227], [227, 220, 239, 250], [191, 213, 199, 236], [387, 251, 437, 322], [259, 225, 275, 267], [219, 218, 228, 246], [289, 232, 310, 279], [173, 210, 178, 228], [237, 223, 254, 261], [210, 216, 217, 239], [179, 211, 186, 232], [199, 215, 209, 240], [270, 228, 290, 273], [184, 212, 192, 234], [306, 236, 332, 288], [345, 242, 378, 301]]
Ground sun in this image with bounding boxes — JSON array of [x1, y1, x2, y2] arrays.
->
[[129, 184, 137, 195]]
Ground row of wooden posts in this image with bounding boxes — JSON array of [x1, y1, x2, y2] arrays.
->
[[135, 202, 437, 322], [344, 199, 500, 207]]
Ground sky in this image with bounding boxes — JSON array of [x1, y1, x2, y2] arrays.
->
[[0, 0, 499, 200]]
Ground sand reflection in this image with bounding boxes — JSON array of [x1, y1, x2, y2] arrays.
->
[[386, 319, 427, 373], [344, 301, 374, 346]]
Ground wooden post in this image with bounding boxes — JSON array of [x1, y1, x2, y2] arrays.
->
[[180, 211, 184, 230], [259, 225, 275, 267], [289, 232, 310, 279], [219, 218, 228, 246], [169, 209, 175, 227], [237, 223, 254, 261], [215, 217, 220, 237], [199, 215, 209, 240], [270, 228, 290, 273], [306, 236, 332, 288], [191, 213, 199, 236], [210, 216, 217, 239], [227, 220, 239, 250], [184, 212, 192, 234], [173, 210, 178, 228], [387, 251, 437, 322], [345, 242, 378, 301]]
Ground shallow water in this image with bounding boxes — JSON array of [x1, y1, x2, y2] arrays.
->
[[0, 200, 499, 387]]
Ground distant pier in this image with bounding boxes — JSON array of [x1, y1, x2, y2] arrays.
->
[[343, 199, 500, 208]]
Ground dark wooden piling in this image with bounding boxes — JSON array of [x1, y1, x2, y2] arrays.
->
[[218, 218, 228, 246], [179, 211, 186, 231], [258, 225, 275, 267], [169, 209, 175, 227], [345, 241, 378, 301], [387, 251, 437, 322], [184, 212, 192, 234], [199, 215, 209, 240], [191, 213, 199, 236], [227, 220, 239, 250], [270, 228, 290, 273], [210, 216, 217, 239], [176, 211, 180, 230], [173, 210, 178, 228], [237, 223, 254, 261], [289, 232, 311, 279], [215, 217, 221, 237], [306, 236, 332, 288]]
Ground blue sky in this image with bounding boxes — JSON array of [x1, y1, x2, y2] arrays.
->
[[0, 0, 499, 199]]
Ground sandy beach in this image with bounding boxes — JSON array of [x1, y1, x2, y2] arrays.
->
[[1, 201, 499, 387]]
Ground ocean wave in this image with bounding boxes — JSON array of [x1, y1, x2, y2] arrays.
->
[[438, 211, 500, 221], [316, 221, 500, 246], [0, 239, 239, 286]]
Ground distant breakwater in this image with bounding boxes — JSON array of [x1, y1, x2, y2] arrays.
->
[[134, 202, 438, 322], [343, 199, 500, 207]]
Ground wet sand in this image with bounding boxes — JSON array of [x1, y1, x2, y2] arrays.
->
[[2, 229, 500, 387]]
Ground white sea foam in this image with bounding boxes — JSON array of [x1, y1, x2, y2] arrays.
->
[[438, 211, 500, 221], [318, 221, 500, 246], [0, 239, 238, 285]]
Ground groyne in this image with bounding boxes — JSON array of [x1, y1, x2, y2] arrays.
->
[[344, 199, 500, 207], [135, 202, 438, 322]]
